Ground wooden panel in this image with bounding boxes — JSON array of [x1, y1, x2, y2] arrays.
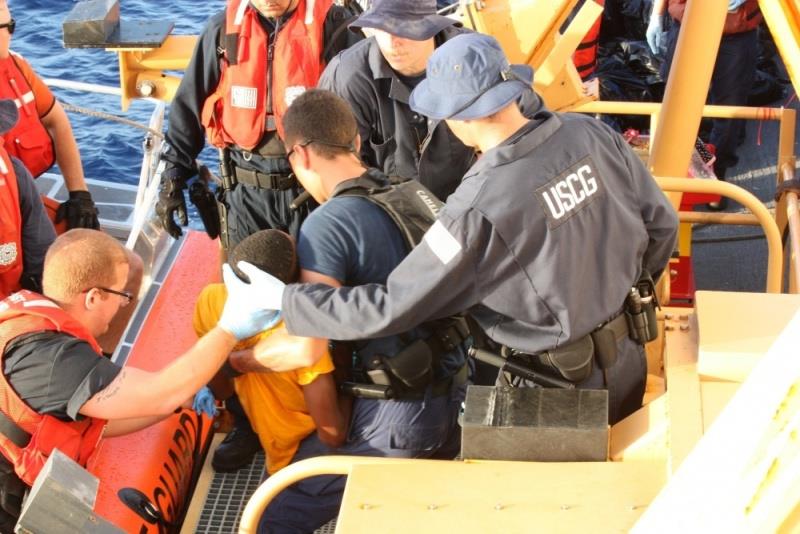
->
[[700, 382, 740, 432], [662, 312, 703, 473], [634, 308, 800, 532], [337, 460, 665, 533], [695, 291, 800, 382]]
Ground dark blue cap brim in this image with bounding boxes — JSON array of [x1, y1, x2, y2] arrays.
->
[[349, 13, 456, 41], [0, 100, 18, 134], [410, 64, 533, 120]]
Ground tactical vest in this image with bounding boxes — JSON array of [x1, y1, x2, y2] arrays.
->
[[331, 172, 467, 399], [201, 0, 332, 147], [0, 55, 55, 178], [0, 143, 23, 299], [0, 291, 107, 486], [331, 172, 443, 251]]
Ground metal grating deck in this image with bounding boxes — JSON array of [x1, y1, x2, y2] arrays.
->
[[195, 452, 266, 533]]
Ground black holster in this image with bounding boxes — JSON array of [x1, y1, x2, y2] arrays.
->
[[513, 334, 595, 384], [216, 148, 234, 250]]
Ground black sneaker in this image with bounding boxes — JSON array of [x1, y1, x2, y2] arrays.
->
[[211, 426, 262, 472]]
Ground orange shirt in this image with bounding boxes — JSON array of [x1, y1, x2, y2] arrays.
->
[[192, 283, 334, 473]]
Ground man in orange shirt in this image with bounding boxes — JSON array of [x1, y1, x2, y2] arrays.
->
[[0, 1, 98, 228]]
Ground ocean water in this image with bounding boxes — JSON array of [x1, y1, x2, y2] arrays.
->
[[12, 0, 225, 185]]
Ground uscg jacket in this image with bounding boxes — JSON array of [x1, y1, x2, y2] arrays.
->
[[319, 27, 543, 201], [163, 5, 358, 175], [282, 106, 678, 354], [318, 26, 472, 201]]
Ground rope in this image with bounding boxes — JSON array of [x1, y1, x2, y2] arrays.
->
[[60, 100, 164, 140]]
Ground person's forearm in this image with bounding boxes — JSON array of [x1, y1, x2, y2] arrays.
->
[[104, 413, 173, 437], [152, 327, 238, 410], [229, 348, 273, 373], [652, 0, 667, 16], [250, 330, 328, 372], [80, 326, 238, 420], [43, 102, 87, 192]]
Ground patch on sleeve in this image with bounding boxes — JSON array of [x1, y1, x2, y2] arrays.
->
[[535, 156, 604, 229], [424, 220, 462, 265]]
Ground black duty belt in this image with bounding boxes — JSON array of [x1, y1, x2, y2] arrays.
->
[[604, 312, 630, 342], [233, 167, 296, 190]]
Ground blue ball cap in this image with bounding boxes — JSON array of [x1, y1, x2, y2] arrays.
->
[[409, 33, 533, 121]]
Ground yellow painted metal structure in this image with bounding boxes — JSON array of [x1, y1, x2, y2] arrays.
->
[[457, 0, 602, 111]]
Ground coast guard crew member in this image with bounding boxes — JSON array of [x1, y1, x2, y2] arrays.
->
[[227, 33, 679, 424]]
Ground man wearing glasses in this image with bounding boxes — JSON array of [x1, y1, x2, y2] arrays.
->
[[0, 229, 276, 530], [0, 1, 99, 229]]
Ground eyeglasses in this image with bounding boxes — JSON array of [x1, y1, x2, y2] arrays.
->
[[0, 19, 16, 35], [285, 138, 356, 161], [285, 139, 314, 161], [85, 286, 134, 307]]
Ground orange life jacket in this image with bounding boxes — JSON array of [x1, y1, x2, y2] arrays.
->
[[0, 290, 106, 486], [0, 144, 23, 299], [572, 0, 604, 80], [201, 0, 332, 148], [668, 0, 762, 34], [0, 55, 55, 178]]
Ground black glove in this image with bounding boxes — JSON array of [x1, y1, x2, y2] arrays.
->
[[156, 163, 194, 239], [55, 190, 100, 229], [189, 166, 221, 239]]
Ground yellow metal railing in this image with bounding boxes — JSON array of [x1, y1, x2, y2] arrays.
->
[[656, 177, 783, 294]]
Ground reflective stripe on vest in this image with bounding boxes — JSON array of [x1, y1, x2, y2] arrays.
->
[[0, 54, 55, 177], [200, 0, 332, 148], [0, 291, 106, 485], [0, 143, 22, 299]]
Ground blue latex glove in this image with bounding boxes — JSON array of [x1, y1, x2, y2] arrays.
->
[[219, 263, 283, 340], [645, 14, 665, 55], [192, 386, 218, 417], [728, 0, 746, 11]]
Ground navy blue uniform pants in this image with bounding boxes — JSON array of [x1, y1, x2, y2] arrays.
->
[[257, 384, 465, 533], [662, 25, 759, 176]]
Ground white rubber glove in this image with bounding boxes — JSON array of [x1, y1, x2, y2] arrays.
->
[[219, 263, 283, 340], [645, 13, 665, 55], [728, 0, 746, 11]]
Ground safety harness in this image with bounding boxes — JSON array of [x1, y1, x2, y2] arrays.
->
[[330, 172, 469, 399]]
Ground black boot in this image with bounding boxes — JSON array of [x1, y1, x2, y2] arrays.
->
[[212, 394, 262, 472]]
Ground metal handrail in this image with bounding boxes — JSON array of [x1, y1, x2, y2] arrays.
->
[[239, 456, 426, 533], [780, 163, 800, 291], [655, 177, 783, 293]]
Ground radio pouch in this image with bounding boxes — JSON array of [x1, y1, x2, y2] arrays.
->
[[380, 339, 434, 392], [539, 335, 595, 383]]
